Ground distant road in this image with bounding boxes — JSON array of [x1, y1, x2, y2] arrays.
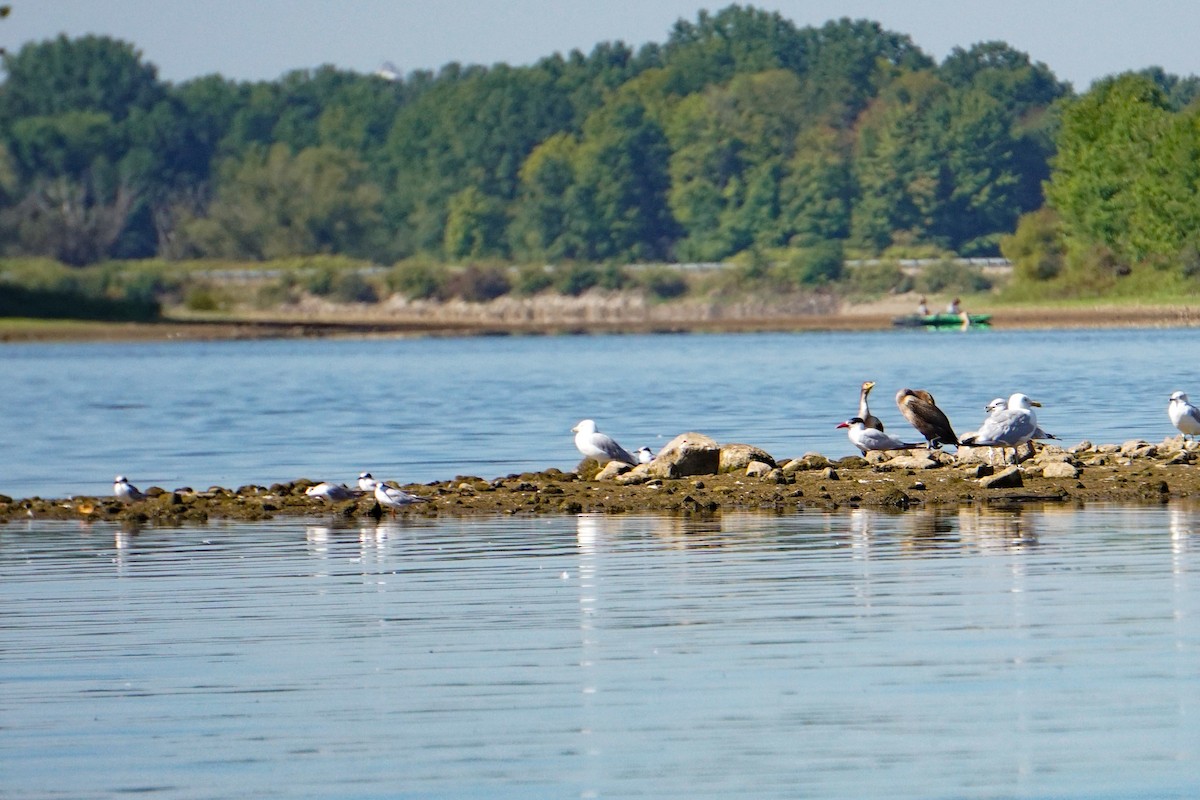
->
[[845, 257, 1012, 275]]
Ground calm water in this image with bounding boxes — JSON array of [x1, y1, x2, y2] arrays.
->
[[1, 327, 1196, 499], [2, 505, 1198, 798]]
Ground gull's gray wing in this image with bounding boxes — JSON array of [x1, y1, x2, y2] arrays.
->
[[595, 434, 636, 465]]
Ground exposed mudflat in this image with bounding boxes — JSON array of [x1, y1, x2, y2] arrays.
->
[[4, 437, 1198, 527]]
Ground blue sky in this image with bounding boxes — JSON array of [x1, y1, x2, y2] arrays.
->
[[5, 1, 1199, 89]]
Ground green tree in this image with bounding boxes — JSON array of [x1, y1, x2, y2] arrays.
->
[[933, 88, 1022, 253], [661, 5, 807, 93], [0, 34, 164, 123], [796, 18, 933, 125], [938, 41, 1068, 118], [1123, 102, 1200, 261], [851, 72, 1024, 254], [850, 71, 949, 250], [382, 64, 578, 255], [1045, 74, 1171, 264], [443, 186, 508, 258], [179, 144, 383, 259], [666, 69, 807, 259], [2, 111, 137, 264], [571, 95, 677, 261], [1001, 207, 1065, 282], [778, 125, 853, 246], [508, 133, 579, 260]]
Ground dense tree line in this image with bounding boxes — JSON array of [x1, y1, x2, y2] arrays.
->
[[1003, 69, 1200, 295], [0, 5, 1089, 271]]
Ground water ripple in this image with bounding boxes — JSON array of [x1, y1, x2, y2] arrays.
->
[[2, 505, 1198, 798]]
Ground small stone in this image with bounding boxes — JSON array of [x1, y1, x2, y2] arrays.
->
[[1069, 440, 1094, 453], [746, 460, 774, 478], [876, 487, 915, 508], [1042, 462, 1080, 479], [595, 462, 631, 481], [882, 454, 939, 470], [964, 464, 994, 478], [615, 466, 651, 485], [980, 465, 1023, 489], [782, 453, 831, 473], [820, 467, 839, 481]]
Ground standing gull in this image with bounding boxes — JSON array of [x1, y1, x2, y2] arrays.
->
[[895, 388, 959, 449], [635, 446, 654, 465], [572, 419, 637, 465], [357, 472, 380, 492], [960, 393, 1042, 464], [113, 475, 145, 503], [1168, 391, 1200, 440], [836, 417, 922, 454], [985, 397, 1058, 443], [858, 381, 885, 432], [374, 481, 429, 516]]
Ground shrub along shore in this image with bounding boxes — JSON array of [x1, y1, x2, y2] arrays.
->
[[3, 435, 1197, 527]]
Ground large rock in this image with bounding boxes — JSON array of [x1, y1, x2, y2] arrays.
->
[[647, 432, 721, 478], [720, 443, 776, 472], [1033, 447, 1073, 464], [1041, 462, 1080, 479], [980, 465, 1023, 489]]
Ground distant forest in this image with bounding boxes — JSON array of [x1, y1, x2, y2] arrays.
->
[[1, 4, 1199, 295]]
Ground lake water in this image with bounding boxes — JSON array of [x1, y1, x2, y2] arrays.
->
[[1, 327, 1197, 500], [3, 505, 1198, 798]]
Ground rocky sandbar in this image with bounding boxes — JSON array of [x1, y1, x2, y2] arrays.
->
[[3, 435, 1199, 527]]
